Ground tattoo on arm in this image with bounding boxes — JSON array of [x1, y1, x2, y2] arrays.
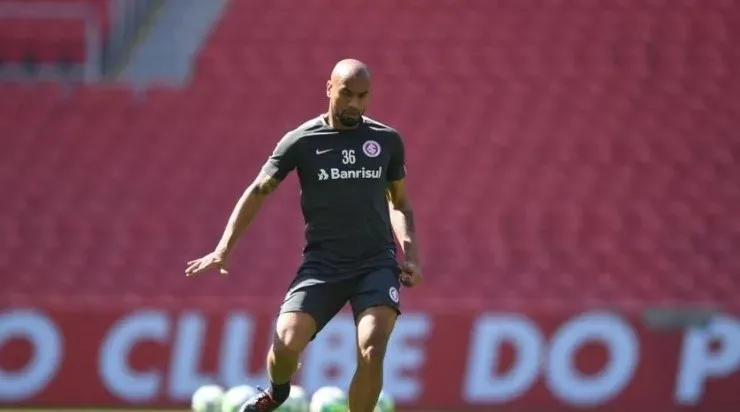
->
[[253, 173, 281, 196]]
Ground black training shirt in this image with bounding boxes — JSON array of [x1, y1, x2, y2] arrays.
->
[[261, 115, 406, 274]]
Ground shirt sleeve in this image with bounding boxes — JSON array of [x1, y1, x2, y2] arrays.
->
[[261, 132, 300, 181], [387, 132, 407, 182]]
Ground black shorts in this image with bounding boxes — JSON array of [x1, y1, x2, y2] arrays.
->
[[279, 266, 402, 338]]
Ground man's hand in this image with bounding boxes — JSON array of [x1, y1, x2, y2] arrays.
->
[[184, 172, 281, 279], [399, 260, 422, 287], [185, 251, 229, 277]]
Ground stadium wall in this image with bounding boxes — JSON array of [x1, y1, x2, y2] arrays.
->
[[0, 305, 738, 410]]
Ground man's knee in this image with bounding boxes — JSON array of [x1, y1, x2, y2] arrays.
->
[[273, 311, 317, 356], [356, 305, 398, 365], [358, 341, 388, 366]]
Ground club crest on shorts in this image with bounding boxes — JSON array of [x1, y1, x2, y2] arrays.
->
[[362, 140, 381, 158], [389, 286, 399, 303]]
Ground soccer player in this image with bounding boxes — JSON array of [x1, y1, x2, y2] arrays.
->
[[185, 58, 422, 412]]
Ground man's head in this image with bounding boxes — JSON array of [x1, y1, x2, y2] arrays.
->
[[327, 59, 371, 128]]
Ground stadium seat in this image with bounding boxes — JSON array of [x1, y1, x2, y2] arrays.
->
[[0, 0, 109, 65]]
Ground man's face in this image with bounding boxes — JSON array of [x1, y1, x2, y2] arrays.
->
[[327, 75, 370, 127]]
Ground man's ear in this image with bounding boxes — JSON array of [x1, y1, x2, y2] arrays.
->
[[326, 80, 332, 98]]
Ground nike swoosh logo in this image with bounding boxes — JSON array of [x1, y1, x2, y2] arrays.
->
[[315, 149, 333, 155]]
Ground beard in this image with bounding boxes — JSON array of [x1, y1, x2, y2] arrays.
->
[[336, 110, 362, 127]]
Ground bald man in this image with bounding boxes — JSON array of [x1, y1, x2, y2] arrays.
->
[[185, 59, 422, 412]]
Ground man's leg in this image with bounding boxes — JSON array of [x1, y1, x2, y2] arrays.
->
[[241, 280, 349, 412], [266, 312, 316, 398], [348, 267, 401, 412]]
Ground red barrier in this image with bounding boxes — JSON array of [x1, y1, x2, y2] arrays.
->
[[0, 306, 739, 409]]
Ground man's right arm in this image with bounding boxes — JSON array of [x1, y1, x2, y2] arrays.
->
[[213, 131, 300, 260], [213, 171, 281, 259]]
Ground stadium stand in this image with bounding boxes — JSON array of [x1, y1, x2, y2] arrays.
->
[[0, 0, 155, 79], [1, 0, 739, 311]]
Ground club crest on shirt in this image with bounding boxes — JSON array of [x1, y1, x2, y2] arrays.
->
[[362, 140, 381, 158]]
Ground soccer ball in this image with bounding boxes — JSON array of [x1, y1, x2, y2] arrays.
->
[[309, 386, 348, 412], [373, 390, 395, 412], [221, 385, 259, 412], [276, 385, 309, 412], [191, 384, 225, 412]]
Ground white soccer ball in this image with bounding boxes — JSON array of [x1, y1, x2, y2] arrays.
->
[[222, 385, 259, 412], [309, 386, 348, 412], [192, 384, 225, 412], [373, 390, 395, 412], [277, 385, 309, 412]]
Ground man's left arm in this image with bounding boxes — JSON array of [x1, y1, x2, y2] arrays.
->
[[386, 133, 422, 286], [387, 178, 420, 266]]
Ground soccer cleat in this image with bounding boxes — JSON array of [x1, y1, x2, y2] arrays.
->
[[238, 387, 281, 412]]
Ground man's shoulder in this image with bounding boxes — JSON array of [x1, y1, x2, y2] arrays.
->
[[363, 116, 402, 139], [287, 115, 327, 138], [276, 115, 326, 149]]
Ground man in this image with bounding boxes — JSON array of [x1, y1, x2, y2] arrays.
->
[[185, 58, 422, 412]]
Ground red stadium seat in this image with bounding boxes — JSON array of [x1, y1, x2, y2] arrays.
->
[[1, 0, 739, 311], [0, 0, 109, 64]]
